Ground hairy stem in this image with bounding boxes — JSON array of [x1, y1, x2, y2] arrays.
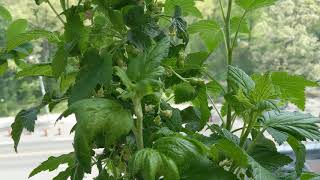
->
[[133, 97, 144, 150], [225, 0, 233, 130], [239, 112, 258, 147], [46, 0, 65, 24]]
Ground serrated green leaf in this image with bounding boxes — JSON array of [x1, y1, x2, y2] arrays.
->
[[164, 0, 202, 17], [249, 133, 292, 171], [266, 127, 288, 145], [63, 98, 133, 172], [260, 111, 320, 141], [249, 158, 278, 180], [6, 30, 60, 51], [192, 85, 210, 130], [52, 45, 68, 77], [287, 136, 306, 177], [160, 102, 183, 132], [225, 89, 254, 114], [129, 148, 180, 180], [250, 73, 277, 102], [231, 16, 250, 34], [69, 50, 112, 103], [174, 82, 197, 104], [215, 138, 248, 168], [64, 7, 88, 54], [6, 19, 28, 42], [188, 20, 222, 51], [29, 153, 74, 178], [170, 8, 189, 44], [127, 37, 169, 82], [181, 158, 237, 180], [214, 138, 277, 180], [154, 136, 207, 171], [0, 5, 12, 21], [16, 63, 53, 78], [301, 172, 320, 180], [11, 107, 39, 152], [206, 80, 224, 99], [184, 51, 209, 71], [235, 0, 278, 11], [53, 166, 73, 180], [228, 65, 255, 94], [271, 72, 318, 110]]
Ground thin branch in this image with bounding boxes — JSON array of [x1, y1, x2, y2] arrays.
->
[[164, 66, 188, 82], [46, 0, 65, 24], [231, 11, 247, 50], [218, 0, 226, 21], [203, 70, 226, 93], [208, 94, 224, 125]]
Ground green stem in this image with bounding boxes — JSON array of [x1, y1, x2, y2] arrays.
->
[[133, 97, 144, 150], [239, 112, 258, 147], [208, 94, 224, 125], [218, 0, 226, 21], [231, 11, 247, 50], [46, 0, 65, 24], [225, 0, 233, 130]]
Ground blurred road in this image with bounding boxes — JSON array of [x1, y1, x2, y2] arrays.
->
[[0, 138, 73, 179]]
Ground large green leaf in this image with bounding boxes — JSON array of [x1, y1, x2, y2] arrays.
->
[[127, 37, 169, 82], [260, 111, 320, 141], [215, 138, 248, 168], [29, 153, 74, 178], [52, 166, 73, 180], [181, 158, 237, 180], [271, 72, 318, 110], [6, 19, 28, 42], [154, 136, 207, 171], [235, 0, 278, 11], [164, 0, 202, 17], [287, 136, 306, 177], [63, 98, 133, 172], [188, 20, 222, 51], [129, 148, 179, 180], [231, 16, 250, 34], [6, 30, 60, 51], [16, 63, 53, 78], [228, 65, 255, 94], [69, 50, 112, 103], [0, 5, 12, 21], [170, 6, 189, 44], [214, 138, 277, 180], [192, 85, 210, 130], [249, 158, 278, 180], [249, 133, 292, 171], [124, 38, 169, 98], [64, 7, 88, 54], [11, 107, 39, 152], [52, 45, 68, 77]]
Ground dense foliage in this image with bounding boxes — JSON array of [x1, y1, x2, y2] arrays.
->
[[1, 0, 320, 179]]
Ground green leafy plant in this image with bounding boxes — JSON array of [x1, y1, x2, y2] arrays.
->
[[1, 0, 320, 179]]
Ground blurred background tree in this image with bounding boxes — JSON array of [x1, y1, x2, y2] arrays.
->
[[0, 0, 319, 116]]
